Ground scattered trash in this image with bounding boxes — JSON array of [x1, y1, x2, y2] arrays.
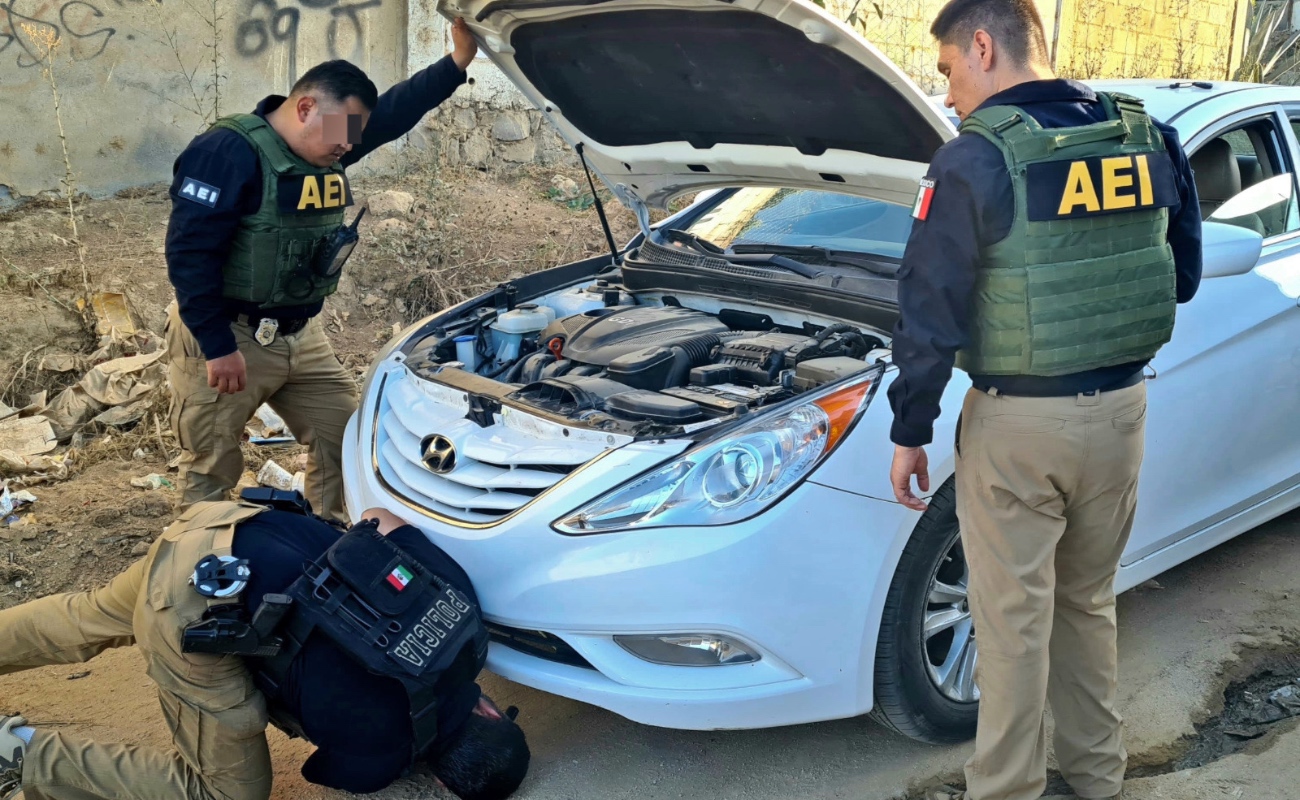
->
[[1134, 579, 1165, 591], [38, 354, 81, 373], [79, 350, 167, 407], [0, 402, 16, 424], [257, 459, 305, 493], [247, 405, 295, 445], [0, 416, 58, 457], [90, 292, 136, 337], [1268, 683, 1300, 715], [91, 398, 151, 428], [130, 474, 174, 491], [133, 448, 148, 460], [67, 670, 91, 681], [0, 484, 37, 516], [0, 450, 69, 484]]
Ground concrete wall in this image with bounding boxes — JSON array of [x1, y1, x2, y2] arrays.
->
[[403, 5, 570, 170], [0, 0, 1253, 203], [0, 0, 407, 203]]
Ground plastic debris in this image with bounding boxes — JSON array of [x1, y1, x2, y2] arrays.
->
[[130, 474, 175, 491], [0, 484, 37, 518], [1269, 684, 1300, 715], [248, 404, 296, 445], [0, 451, 69, 485], [257, 459, 305, 493]]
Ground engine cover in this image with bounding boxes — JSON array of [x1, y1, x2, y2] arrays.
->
[[545, 306, 729, 367]]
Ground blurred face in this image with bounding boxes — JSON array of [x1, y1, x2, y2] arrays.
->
[[290, 94, 370, 167], [937, 34, 997, 121]]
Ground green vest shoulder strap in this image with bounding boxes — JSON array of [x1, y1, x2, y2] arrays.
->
[[211, 113, 301, 175], [959, 92, 1157, 166]]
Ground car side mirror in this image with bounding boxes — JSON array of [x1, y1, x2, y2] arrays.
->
[[1200, 219, 1262, 279]]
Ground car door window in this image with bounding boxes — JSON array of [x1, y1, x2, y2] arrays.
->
[[1192, 114, 1300, 239]]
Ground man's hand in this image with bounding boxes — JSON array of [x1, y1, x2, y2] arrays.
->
[[450, 17, 477, 71], [361, 507, 411, 535], [207, 351, 247, 395], [890, 445, 930, 511]]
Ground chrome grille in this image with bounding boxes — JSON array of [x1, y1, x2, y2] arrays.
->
[[373, 369, 614, 524]]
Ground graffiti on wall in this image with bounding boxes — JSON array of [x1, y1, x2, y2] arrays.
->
[[1, 0, 382, 75], [0, 0, 127, 68], [233, 0, 380, 80]]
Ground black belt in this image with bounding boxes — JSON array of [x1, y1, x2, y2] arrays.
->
[[973, 368, 1145, 398], [229, 312, 310, 336]]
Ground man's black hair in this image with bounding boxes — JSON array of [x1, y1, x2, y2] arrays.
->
[[428, 714, 530, 800], [290, 60, 379, 110], [930, 0, 1049, 68]]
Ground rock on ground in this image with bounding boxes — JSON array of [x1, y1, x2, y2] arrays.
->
[[366, 190, 415, 220]]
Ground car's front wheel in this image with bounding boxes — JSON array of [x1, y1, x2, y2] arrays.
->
[[870, 477, 980, 744]]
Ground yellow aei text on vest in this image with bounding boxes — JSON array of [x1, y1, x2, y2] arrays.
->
[[297, 174, 348, 211], [1058, 155, 1156, 215]]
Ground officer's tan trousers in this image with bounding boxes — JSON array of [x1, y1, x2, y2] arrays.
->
[[0, 508, 272, 800], [166, 302, 358, 522], [956, 381, 1147, 800]]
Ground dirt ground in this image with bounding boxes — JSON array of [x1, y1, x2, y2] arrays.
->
[[0, 160, 643, 608], [5, 163, 1300, 799]]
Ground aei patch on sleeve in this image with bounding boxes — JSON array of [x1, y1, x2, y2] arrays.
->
[[178, 177, 222, 208]]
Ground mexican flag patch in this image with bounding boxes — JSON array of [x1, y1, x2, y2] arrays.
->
[[912, 178, 936, 221], [386, 565, 414, 592]]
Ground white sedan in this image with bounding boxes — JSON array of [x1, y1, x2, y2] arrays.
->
[[341, 0, 1300, 742]]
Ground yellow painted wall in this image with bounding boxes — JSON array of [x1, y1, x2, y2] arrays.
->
[[825, 0, 1250, 94]]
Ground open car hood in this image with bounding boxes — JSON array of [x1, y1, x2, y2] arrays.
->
[[438, 0, 956, 213]]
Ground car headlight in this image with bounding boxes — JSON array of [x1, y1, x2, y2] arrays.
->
[[553, 364, 883, 534]]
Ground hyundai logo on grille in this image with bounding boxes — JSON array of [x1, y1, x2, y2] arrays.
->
[[421, 434, 457, 474]]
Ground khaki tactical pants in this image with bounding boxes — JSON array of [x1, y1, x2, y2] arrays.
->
[[956, 382, 1147, 800], [0, 502, 273, 800], [165, 302, 358, 522]]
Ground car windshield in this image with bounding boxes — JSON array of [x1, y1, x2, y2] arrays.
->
[[675, 188, 915, 260]]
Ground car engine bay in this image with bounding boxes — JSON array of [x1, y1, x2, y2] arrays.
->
[[400, 275, 890, 436]]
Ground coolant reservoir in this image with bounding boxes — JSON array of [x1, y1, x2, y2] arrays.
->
[[544, 285, 607, 318], [489, 304, 556, 369]]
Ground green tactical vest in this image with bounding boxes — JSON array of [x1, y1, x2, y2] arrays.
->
[[212, 113, 351, 308], [953, 92, 1179, 377]]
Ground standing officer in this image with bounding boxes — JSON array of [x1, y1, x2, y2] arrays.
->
[[0, 498, 530, 800], [886, 2, 1202, 799], [165, 19, 480, 522]]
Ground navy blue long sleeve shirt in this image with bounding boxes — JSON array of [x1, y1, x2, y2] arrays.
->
[[231, 510, 483, 794], [887, 79, 1203, 448], [166, 56, 468, 360]]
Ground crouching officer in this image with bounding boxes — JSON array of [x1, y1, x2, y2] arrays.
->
[[885, 1, 1203, 799], [0, 496, 530, 800], [165, 19, 480, 522]]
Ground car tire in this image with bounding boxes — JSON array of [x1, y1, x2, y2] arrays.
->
[[869, 477, 979, 744]]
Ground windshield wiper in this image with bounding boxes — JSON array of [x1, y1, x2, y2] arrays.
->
[[656, 230, 822, 279], [729, 243, 900, 277]]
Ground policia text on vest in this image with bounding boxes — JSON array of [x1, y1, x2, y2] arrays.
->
[[164, 40, 476, 523], [0, 498, 530, 799]]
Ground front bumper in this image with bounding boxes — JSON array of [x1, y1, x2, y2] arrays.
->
[[341, 366, 908, 730]]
